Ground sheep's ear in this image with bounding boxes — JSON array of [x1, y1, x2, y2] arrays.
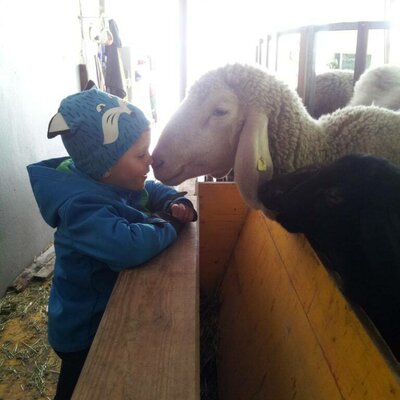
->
[[234, 111, 273, 210]]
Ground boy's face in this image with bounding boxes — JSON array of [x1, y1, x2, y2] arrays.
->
[[101, 130, 152, 191]]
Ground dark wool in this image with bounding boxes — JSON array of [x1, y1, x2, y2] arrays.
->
[[259, 154, 400, 361]]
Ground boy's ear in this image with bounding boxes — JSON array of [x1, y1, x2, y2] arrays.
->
[[84, 80, 97, 91], [47, 113, 71, 138]]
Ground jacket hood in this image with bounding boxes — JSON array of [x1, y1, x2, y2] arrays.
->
[[27, 156, 119, 228]]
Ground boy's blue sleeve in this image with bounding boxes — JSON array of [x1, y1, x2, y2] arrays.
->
[[145, 181, 197, 220], [61, 195, 178, 271], [145, 181, 179, 211]]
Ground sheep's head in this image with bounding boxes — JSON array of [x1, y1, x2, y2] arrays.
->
[[259, 154, 400, 233], [152, 64, 274, 209], [152, 85, 242, 184]]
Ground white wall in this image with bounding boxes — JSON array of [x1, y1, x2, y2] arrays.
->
[[0, 0, 82, 296], [1, 0, 397, 297], [105, 0, 182, 136], [185, 0, 392, 86]]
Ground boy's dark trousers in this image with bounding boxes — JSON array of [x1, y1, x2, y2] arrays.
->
[[54, 348, 90, 400]]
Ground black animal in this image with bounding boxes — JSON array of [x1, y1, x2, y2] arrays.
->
[[259, 154, 400, 360]]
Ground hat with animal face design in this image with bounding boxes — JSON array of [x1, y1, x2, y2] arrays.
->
[[47, 88, 150, 179]]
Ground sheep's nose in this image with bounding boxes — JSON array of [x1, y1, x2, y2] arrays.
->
[[152, 158, 164, 170]]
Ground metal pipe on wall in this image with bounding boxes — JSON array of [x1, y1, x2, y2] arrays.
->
[[179, 0, 187, 101]]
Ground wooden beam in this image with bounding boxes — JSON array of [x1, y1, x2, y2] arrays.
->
[[277, 20, 390, 36], [217, 203, 400, 399], [354, 22, 369, 84], [73, 197, 199, 400], [297, 26, 316, 107], [198, 182, 249, 294], [265, 34, 271, 68]]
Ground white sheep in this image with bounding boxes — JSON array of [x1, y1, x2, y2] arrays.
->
[[152, 63, 400, 211], [349, 65, 400, 110], [310, 70, 354, 118]]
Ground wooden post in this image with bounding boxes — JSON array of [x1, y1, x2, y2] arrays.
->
[[265, 34, 271, 68], [297, 25, 316, 110], [274, 33, 280, 72], [354, 22, 369, 84], [179, 0, 187, 101]]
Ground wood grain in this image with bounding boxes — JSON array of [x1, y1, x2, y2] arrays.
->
[[73, 198, 199, 400], [198, 183, 400, 400], [197, 182, 249, 293]]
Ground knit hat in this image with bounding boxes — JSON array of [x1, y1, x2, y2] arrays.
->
[[47, 88, 150, 179]]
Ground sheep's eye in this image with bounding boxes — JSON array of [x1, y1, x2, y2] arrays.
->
[[96, 103, 106, 112], [212, 108, 228, 117], [325, 187, 343, 207], [273, 189, 285, 198]]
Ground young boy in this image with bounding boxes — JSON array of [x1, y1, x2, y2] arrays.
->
[[27, 88, 197, 400]]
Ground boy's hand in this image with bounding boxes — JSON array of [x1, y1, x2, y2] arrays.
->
[[170, 203, 195, 223]]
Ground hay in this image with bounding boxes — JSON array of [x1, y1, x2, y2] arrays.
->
[[200, 290, 220, 400], [0, 280, 59, 400], [1, 276, 221, 399]]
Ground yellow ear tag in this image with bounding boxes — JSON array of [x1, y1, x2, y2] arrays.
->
[[257, 157, 267, 172]]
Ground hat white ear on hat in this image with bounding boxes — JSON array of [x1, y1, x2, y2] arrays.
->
[[48, 113, 71, 139]]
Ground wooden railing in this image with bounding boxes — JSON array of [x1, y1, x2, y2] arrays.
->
[[287, 21, 391, 111], [199, 182, 400, 400], [72, 193, 199, 400], [257, 20, 391, 113]]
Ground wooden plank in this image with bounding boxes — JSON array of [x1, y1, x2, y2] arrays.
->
[[266, 217, 400, 399], [73, 197, 199, 400], [197, 182, 249, 293], [11, 245, 55, 291], [218, 210, 344, 400], [217, 204, 400, 399], [32, 258, 55, 279]]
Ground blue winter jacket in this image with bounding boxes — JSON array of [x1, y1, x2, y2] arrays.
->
[[27, 156, 194, 352]]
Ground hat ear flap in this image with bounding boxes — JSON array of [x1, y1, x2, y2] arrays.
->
[[47, 113, 71, 138], [84, 80, 97, 91]]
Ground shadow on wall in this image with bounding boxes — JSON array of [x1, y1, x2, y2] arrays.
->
[[0, 0, 81, 296]]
